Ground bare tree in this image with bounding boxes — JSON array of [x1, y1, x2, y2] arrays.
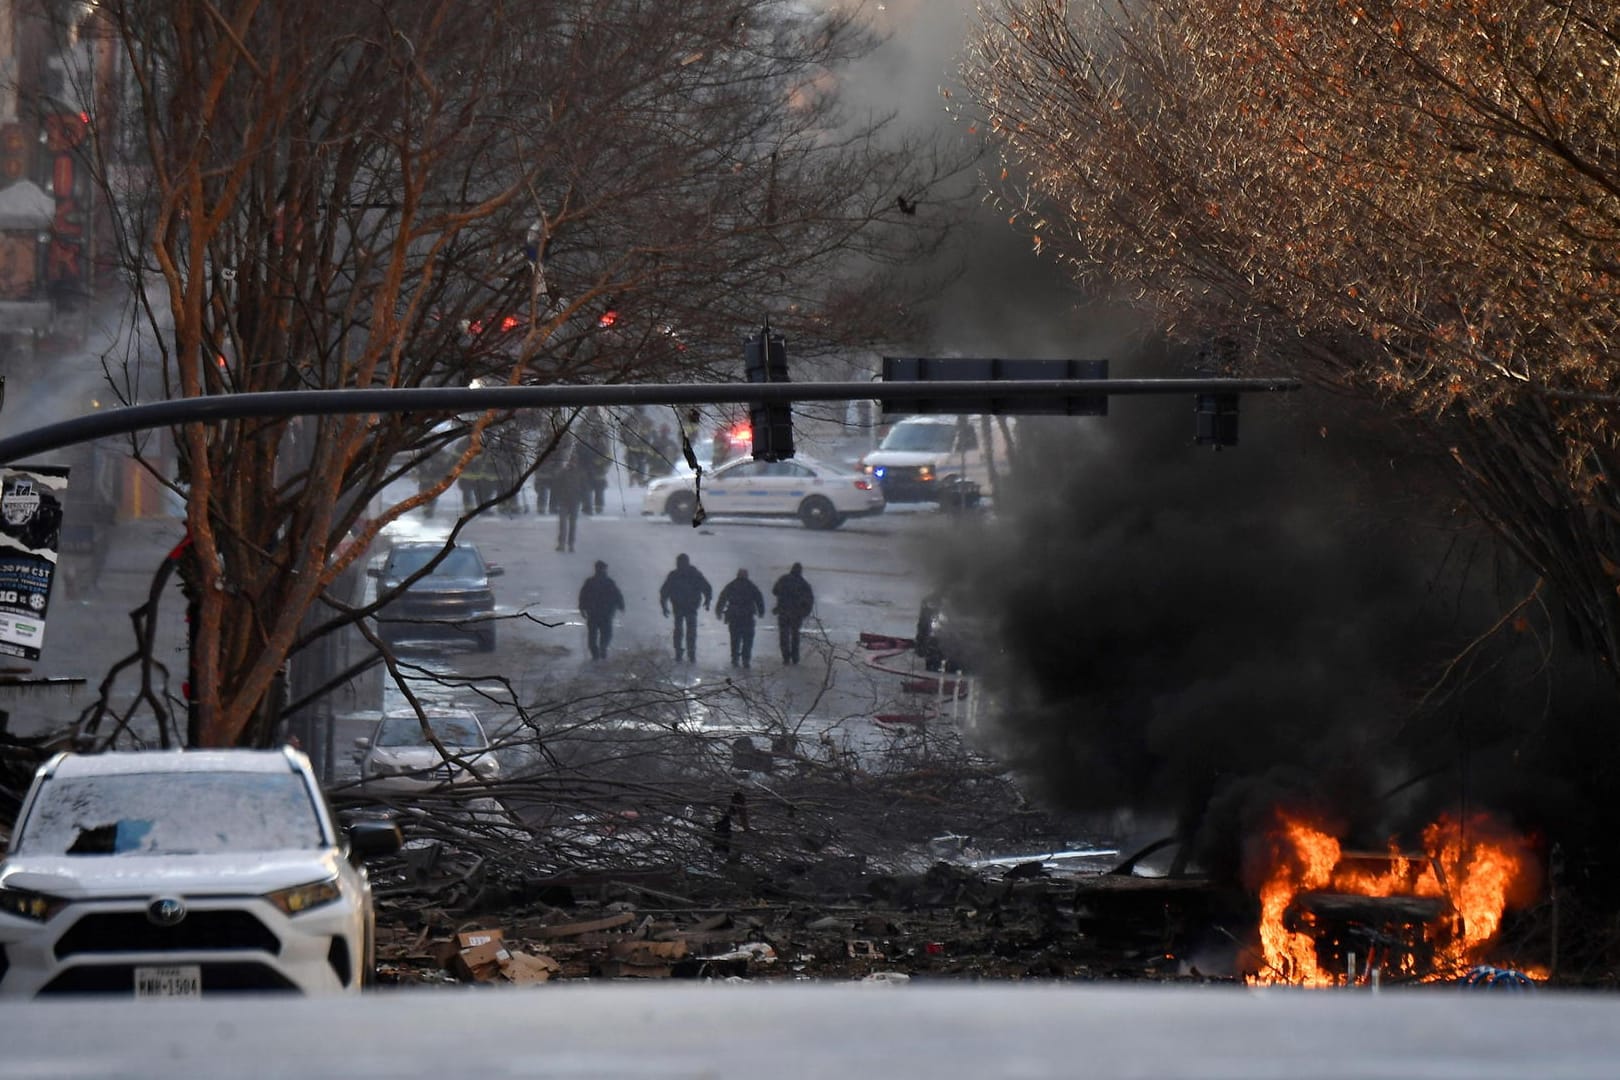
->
[[55, 0, 968, 746], [961, 0, 1620, 691]]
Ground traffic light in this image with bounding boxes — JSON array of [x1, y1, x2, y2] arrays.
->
[[1193, 392, 1240, 447], [744, 325, 793, 462]]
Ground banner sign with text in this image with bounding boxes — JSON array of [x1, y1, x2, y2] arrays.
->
[[0, 465, 69, 660]]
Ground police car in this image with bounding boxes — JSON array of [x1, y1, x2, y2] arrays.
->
[[642, 455, 885, 530]]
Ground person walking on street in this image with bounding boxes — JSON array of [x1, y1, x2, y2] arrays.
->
[[659, 553, 713, 662], [552, 455, 584, 552], [716, 568, 766, 669], [578, 560, 626, 660], [771, 562, 815, 665]]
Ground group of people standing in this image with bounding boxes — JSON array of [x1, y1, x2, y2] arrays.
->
[[413, 429, 609, 547], [577, 555, 816, 668], [620, 411, 679, 486]]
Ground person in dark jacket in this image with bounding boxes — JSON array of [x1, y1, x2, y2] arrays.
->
[[771, 562, 815, 665], [659, 553, 713, 662], [715, 568, 766, 669], [551, 456, 585, 552], [577, 560, 626, 660]]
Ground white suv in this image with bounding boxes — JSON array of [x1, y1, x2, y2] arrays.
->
[[0, 748, 399, 998]]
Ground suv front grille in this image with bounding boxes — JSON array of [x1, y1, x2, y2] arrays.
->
[[392, 591, 493, 617], [55, 910, 281, 959]]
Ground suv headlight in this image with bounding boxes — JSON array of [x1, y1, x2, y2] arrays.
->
[[0, 884, 68, 922], [265, 877, 343, 915]]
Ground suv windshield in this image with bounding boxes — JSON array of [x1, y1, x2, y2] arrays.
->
[[386, 545, 483, 578], [879, 424, 955, 452], [376, 714, 485, 748], [15, 772, 325, 855]]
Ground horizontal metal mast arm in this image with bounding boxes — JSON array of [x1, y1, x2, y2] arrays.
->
[[0, 378, 1300, 464]]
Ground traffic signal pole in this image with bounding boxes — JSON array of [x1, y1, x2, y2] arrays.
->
[[0, 378, 1300, 464]]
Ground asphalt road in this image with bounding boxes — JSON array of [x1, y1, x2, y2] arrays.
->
[[332, 468, 971, 782], [7, 985, 1619, 1079]]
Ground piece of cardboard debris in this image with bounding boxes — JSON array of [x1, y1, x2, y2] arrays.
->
[[455, 929, 510, 982], [535, 912, 637, 939], [499, 951, 562, 985]]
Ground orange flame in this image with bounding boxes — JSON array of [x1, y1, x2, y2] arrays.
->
[[1252, 811, 1539, 986]]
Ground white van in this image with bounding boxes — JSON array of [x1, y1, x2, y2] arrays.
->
[[858, 415, 1011, 504]]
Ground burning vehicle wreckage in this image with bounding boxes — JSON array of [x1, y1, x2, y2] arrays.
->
[[308, 668, 1582, 991], [1247, 812, 1551, 987]]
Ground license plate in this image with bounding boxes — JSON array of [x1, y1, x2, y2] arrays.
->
[[134, 964, 202, 999]]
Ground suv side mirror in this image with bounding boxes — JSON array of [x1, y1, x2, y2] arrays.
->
[[348, 819, 402, 859], [485, 564, 505, 578], [353, 736, 371, 750], [366, 566, 382, 578]]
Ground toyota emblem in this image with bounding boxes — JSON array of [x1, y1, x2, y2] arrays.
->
[[147, 897, 187, 927]]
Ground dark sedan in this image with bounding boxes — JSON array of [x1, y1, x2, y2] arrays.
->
[[369, 541, 502, 651]]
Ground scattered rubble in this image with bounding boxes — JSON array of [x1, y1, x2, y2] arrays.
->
[[354, 673, 1585, 989], [374, 859, 1247, 987]]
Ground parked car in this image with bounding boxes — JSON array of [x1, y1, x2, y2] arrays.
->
[[355, 707, 500, 796], [0, 748, 400, 998], [369, 540, 502, 651], [641, 455, 884, 530]]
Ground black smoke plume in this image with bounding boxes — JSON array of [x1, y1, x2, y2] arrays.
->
[[919, 359, 1612, 882]]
